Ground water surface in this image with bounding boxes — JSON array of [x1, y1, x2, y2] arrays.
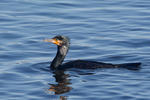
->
[[0, 0, 150, 100]]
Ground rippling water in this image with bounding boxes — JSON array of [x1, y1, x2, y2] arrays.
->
[[1, 0, 150, 100]]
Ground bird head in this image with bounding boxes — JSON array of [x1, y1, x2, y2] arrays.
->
[[44, 35, 70, 46]]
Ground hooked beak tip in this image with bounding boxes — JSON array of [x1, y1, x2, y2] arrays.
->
[[44, 39, 53, 42]]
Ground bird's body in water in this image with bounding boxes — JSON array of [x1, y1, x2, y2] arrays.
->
[[45, 35, 141, 70]]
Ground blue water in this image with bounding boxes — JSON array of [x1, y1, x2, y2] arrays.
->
[[0, 0, 150, 100]]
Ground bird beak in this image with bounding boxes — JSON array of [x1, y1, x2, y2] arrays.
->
[[44, 38, 62, 46]]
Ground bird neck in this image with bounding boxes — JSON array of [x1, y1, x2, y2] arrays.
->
[[51, 45, 69, 70]]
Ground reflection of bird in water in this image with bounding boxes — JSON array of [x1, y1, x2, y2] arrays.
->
[[59, 96, 67, 100], [45, 35, 141, 70], [48, 70, 72, 95]]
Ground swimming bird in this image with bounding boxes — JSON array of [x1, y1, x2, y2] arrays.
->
[[45, 35, 141, 70]]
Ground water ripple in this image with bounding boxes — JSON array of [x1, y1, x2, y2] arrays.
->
[[0, 0, 150, 100]]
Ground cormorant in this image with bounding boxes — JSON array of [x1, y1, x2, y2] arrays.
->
[[45, 35, 141, 70]]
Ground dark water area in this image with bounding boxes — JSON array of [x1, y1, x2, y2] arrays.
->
[[0, 0, 150, 100]]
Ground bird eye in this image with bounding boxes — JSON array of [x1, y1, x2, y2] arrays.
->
[[54, 38, 58, 41]]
